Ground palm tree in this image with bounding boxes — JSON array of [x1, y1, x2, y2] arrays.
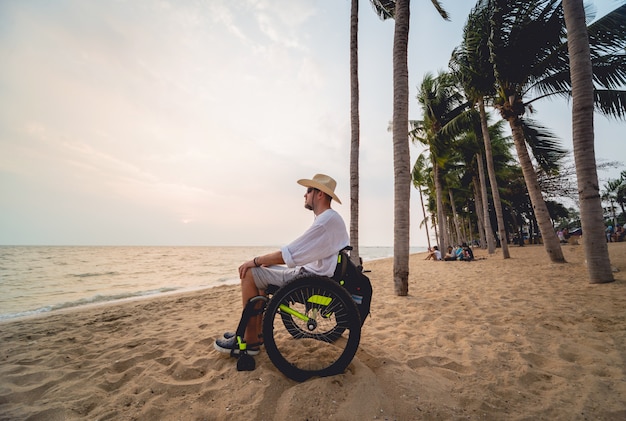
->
[[370, 0, 449, 295], [475, 150, 497, 252], [390, 0, 411, 295], [563, 0, 618, 283], [487, 0, 626, 265], [456, 117, 497, 252], [412, 153, 433, 250], [603, 178, 622, 227], [488, 0, 568, 263], [413, 72, 466, 255], [349, 0, 361, 266], [445, 169, 465, 244], [472, 171, 488, 248], [450, 0, 510, 257]]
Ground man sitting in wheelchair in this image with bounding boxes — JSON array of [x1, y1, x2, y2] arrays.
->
[[214, 173, 349, 355]]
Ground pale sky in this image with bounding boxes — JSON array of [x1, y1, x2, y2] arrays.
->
[[1, 0, 625, 247]]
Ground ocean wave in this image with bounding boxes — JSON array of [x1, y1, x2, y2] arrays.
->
[[214, 276, 240, 285], [0, 287, 180, 322], [71, 271, 119, 278]]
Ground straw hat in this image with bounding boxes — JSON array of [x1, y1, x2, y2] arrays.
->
[[297, 174, 342, 204]]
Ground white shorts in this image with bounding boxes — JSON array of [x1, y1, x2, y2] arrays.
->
[[250, 266, 309, 290]]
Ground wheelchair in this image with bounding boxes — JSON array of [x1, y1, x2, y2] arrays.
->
[[230, 246, 372, 382]]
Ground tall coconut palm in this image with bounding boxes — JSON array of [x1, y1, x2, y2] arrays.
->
[[563, 0, 620, 283], [390, 0, 411, 295], [488, 0, 568, 263], [458, 101, 498, 253], [454, 115, 516, 250], [472, 172, 488, 247], [481, 120, 519, 242], [370, 0, 449, 295], [413, 72, 466, 254], [475, 150, 497, 251], [349, 0, 361, 265], [450, 0, 510, 257], [487, 0, 626, 264], [412, 153, 433, 250], [445, 169, 465, 244], [456, 118, 497, 252]]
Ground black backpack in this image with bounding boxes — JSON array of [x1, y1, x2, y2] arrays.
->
[[332, 247, 372, 325]]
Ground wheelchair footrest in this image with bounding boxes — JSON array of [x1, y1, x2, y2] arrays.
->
[[236, 353, 256, 371]]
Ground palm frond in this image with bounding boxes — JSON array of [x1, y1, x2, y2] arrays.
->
[[591, 53, 626, 88], [440, 106, 479, 138], [527, 66, 571, 100], [449, 0, 495, 100], [490, 0, 564, 89], [369, 0, 395, 20], [519, 118, 567, 172], [412, 153, 431, 187], [430, 0, 450, 21], [587, 4, 626, 54], [593, 89, 626, 119]]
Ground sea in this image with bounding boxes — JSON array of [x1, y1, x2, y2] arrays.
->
[[0, 246, 426, 322]]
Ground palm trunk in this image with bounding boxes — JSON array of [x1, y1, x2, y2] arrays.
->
[[433, 214, 440, 249], [476, 152, 496, 253], [448, 189, 462, 244], [434, 164, 449, 249], [418, 187, 432, 250], [479, 98, 510, 258], [392, 0, 410, 295], [449, 217, 456, 244], [563, 0, 613, 282], [473, 177, 487, 248], [349, 0, 361, 265], [508, 117, 565, 263]]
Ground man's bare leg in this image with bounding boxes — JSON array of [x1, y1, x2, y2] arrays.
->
[[241, 271, 261, 344]]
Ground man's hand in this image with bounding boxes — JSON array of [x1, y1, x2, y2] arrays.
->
[[238, 259, 257, 279]]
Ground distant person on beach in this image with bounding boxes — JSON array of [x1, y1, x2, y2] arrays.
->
[[444, 246, 456, 261], [461, 242, 474, 261], [425, 246, 442, 261], [606, 224, 614, 242], [453, 246, 462, 260], [214, 174, 349, 355]]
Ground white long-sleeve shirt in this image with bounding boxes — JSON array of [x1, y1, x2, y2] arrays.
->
[[280, 209, 349, 277]]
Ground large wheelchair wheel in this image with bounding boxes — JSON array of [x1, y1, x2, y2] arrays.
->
[[263, 275, 361, 382]]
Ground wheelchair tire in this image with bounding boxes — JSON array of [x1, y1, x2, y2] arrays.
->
[[263, 276, 361, 382]]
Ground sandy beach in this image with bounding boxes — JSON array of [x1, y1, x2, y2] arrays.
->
[[1, 242, 626, 420]]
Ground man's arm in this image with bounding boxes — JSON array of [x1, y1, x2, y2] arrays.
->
[[254, 251, 285, 267], [238, 251, 285, 279]]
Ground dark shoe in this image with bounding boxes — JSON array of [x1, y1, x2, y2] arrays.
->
[[224, 331, 263, 342], [214, 336, 260, 356]]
